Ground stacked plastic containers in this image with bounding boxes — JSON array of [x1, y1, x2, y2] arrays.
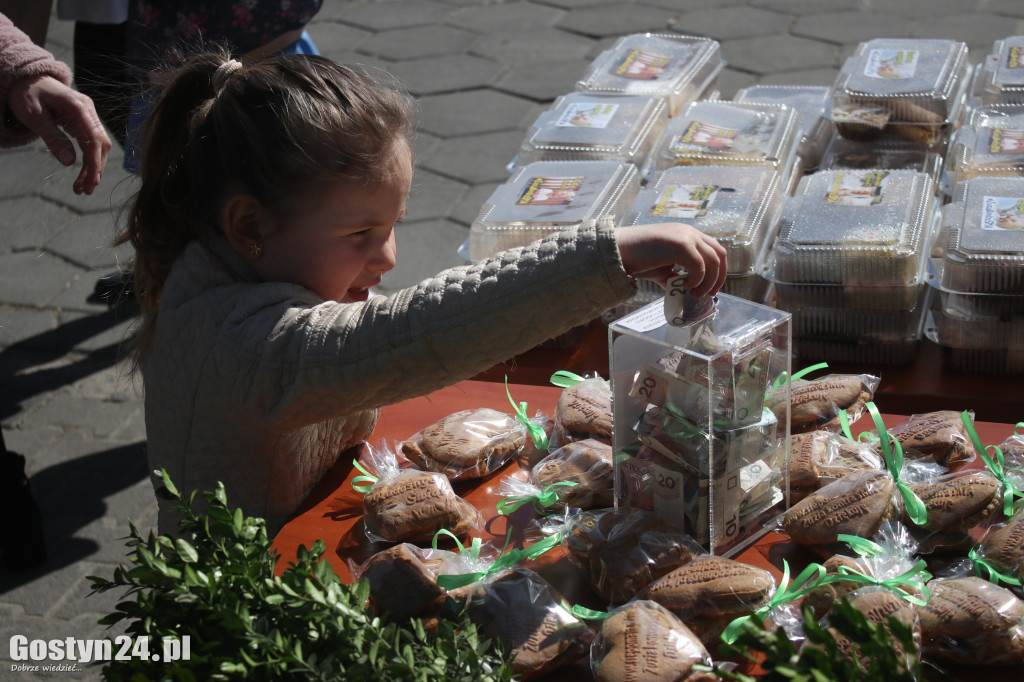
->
[[926, 177, 1024, 373], [829, 38, 970, 149], [820, 131, 945, 195], [975, 36, 1024, 105], [575, 33, 724, 116], [622, 166, 784, 307], [608, 292, 792, 556], [732, 84, 835, 172], [945, 106, 1024, 190], [769, 169, 938, 364], [468, 161, 640, 261], [513, 92, 669, 169]]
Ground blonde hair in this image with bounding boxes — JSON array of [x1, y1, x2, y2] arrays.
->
[[116, 49, 415, 364]]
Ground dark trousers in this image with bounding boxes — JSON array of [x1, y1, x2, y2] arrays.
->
[[72, 21, 130, 148]]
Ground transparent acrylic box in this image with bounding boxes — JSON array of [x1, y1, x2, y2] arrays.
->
[[609, 293, 792, 556]]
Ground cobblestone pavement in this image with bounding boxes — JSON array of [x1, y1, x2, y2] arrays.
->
[[2, 0, 1022, 678]]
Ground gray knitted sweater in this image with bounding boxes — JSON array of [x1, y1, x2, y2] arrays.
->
[[142, 221, 635, 535]]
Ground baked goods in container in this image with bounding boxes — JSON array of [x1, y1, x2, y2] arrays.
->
[[363, 468, 481, 543], [401, 407, 525, 480], [886, 410, 977, 465], [916, 576, 1024, 664], [783, 469, 895, 546], [734, 84, 834, 170], [765, 373, 877, 434], [530, 438, 614, 510], [552, 376, 613, 446]]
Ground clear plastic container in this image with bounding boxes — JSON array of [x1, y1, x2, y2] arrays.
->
[[609, 293, 792, 555], [468, 160, 640, 261], [821, 132, 944, 192], [575, 33, 723, 116], [945, 108, 1024, 186], [788, 290, 929, 340], [979, 36, 1024, 105], [646, 101, 800, 174], [937, 177, 1024, 293], [733, 84, 834, 169], [771, 169, 937, 285], [624, 166, 784, 275], [830, 39, 970, 145], [516, 93, 668, 167]]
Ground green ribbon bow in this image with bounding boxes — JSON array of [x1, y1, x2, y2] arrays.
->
[[505, 376, 549, 451], [560, 599, 609, 621], [770, 362, 829, 390], [431, 529, 484, 562], [832, 559, 932, 607], [968, 546, 1022, 587], [550, 370, 588, 388], [961, 410, 1023, 517], [435, 532, 563, 590], [351, 459, 378, 494], [865, 403, 928, 527], [837, 533, 883, 558], [721, 560, 828, 645], [496, 481, 579, 516]]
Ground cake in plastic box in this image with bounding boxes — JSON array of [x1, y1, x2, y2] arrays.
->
[[830, 38, 970, 146], [576, 33, 722, 116], [468, 160, 640, 261], [647, 101, 800, 174], [821, 132, 944, 194], [771, 169, 937, 286], [945, 107, 1024, 187], [515, 93, 668, 168], [733, 85, 834, 169], [978, 36, 1024, 105], [935, 177, 1024, 294]]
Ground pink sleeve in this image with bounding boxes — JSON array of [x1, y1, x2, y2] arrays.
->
[[0, 13, 73, 148]]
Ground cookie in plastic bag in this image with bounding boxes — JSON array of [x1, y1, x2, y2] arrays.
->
[[401, 407, 526, 480]]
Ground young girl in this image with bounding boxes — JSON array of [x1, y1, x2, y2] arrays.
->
[[118, 49, 727, 536]]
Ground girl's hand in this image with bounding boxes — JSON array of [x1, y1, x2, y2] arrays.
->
[[615, 222, 728, 297]]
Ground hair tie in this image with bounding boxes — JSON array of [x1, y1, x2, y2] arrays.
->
[[212, 59, 244, 92]]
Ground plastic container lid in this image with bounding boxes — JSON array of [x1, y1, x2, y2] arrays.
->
[[516, 93, 668, 167], [575, 33, 723, 116], [830, 39, 970, 145], [980, 36, 1024, 105], [936, 177, 1024, 293], [624, 165, 783, 275], [944, 108, 1024, 187], [771, 169, 937, 285], [468, 160, 640, 261], [646, 100, 800, 174], [733, 84, 834, 168], [821, 131, 944, 179]]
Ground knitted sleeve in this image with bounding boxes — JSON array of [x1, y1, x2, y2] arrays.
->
[[0, 13, 73, 148]]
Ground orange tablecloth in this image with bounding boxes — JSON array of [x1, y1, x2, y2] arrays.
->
[[271, 380, 1024, 680]]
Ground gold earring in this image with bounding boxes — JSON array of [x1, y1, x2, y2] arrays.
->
[[249, 242, 262, 257]]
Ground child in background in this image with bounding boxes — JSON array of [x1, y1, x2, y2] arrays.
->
[[118, 50, 727, 536]]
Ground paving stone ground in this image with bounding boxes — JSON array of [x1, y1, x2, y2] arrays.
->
[[2, 1, 1022, 679]]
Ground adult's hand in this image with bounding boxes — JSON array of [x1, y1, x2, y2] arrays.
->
[[8, 74, 112, 195]]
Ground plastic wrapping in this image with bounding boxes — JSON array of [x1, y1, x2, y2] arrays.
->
[[638, 554, 776, 647], [815, 586, 923, 674], [551, 376, 613, 448], [465, 567, 594, 680], [904, 468, 1002, 553], [399, 407, 526, 481], [468, 160, 639, 261], [516, 93, 668, 167], [945, 110, 1024, 186], [590, 600, 713, 682], [562, 507, 699, 605], [646, 100, 800, 173], [979, 507, 1024, 576], [734, 84, 834, 169], [788, 429, 883, 502], [765, 373, 879, 435], [575, 33, 723, 116], [916, 576, 1024, 664], [886, 410, 978, 466], [529, 438, 615, 510], [821, 130, 944, 186], [357, 442, 482, 543], [782, 469, 898, 547]]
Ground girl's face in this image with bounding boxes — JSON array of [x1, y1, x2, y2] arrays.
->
[[254, 143, 412, 303]]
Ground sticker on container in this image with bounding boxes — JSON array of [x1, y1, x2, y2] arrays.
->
[[1007, 46, 1024, 69], [613, 48, 674, 80], [516, 176, 584, 206], [981, 196, 1024, 231], [676, 120, 739, 151], [988, 128, 1024, 154], [823, 170, 890, 206], [556, 102, 619, 129], [864, 49, 919, 80], [652, 184, 722, 218]]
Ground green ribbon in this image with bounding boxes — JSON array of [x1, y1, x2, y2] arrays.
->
[[839, 409, 854, 440], [961, 410, 1023, 517], [351, 459, 378, 494], [560, 599, 609, 621], [431, 529, 484, 562], [969, 546, 1022, 587], [495, 481, 579, 516], [837, 534, 882, 558], [865, 402, 928, 527], [721, 560, 827, 645], [505, 376, 549, 451], [833, 559, 932, 607], [660, 401, 733, 439], [1016, 422, 1024, 436], [435, 532, 563, 590], [770, 362, 829, 389], [550, 370, 588, 388]]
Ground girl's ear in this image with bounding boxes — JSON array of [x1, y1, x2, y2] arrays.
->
[[221, 194, 266, 259]]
